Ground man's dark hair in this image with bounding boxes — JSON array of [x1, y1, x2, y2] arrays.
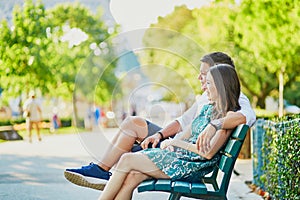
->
[[200, 52, 235, 68]]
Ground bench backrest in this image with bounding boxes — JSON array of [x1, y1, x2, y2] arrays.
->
[[206, 124, 249, 194]]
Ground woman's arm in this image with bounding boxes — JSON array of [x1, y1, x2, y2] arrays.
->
[[160, 125, 192, 151], [173, 124, 192, 140], [164, 129, 232, 160]]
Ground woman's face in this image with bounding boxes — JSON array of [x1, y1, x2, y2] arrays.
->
[[206, 71, 218, 102], [198, 62, 210, 91]]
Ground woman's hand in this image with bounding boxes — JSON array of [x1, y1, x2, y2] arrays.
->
[[160, 139, 174, 151], [196, 124, 217, 153]]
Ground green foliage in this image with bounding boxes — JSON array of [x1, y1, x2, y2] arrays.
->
[[139, 6, 206, 102], [231, 0, 300, 108], [0, 0, 119, 108], [141, 1, 300, 109], [60, 117, 72, 127], [0, 0, 51, 97], [0, 118, 26, 126], [45, 2, 118, 104], [261, 115, 300, 199], [254, 108, 277, 119]]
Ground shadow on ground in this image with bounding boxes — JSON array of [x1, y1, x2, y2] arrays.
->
[[0, 154, 100, 200]]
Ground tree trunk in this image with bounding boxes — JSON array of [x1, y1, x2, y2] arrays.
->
[[257, 96, 266, 109], [72, 91, 79, 127], [278, 69, 284, 117]]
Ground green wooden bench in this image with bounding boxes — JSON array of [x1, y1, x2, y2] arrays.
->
[[138, 124, 249, 200]]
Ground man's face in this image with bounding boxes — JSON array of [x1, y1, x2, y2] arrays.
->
[[198, 62, 210, 91]]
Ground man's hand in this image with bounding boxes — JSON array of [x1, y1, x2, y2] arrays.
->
[[140, 133, 161, 149], [196, 124, 217, 153]]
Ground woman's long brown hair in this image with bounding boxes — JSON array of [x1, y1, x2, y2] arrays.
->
[[209, 64, 241, 119]]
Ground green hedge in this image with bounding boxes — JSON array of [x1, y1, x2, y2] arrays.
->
[[0, 118, 71, 127], [0, 118, 25, 126], [60, 118, 72, 127], [261, 114, 300, 199]]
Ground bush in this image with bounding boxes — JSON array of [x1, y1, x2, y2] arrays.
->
[[254, 108, 277, 119], [0, 118, 26, 126], [261, 114, 300, 199], [60, 118, 72, 127]]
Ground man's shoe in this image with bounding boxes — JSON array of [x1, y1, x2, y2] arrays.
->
[[64, 163, 111, 190]]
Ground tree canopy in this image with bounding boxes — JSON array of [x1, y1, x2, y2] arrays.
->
[[139, 1, 300, 110], [0, 0, 119, 108]]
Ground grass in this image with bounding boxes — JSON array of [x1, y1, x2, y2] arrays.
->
[[19, 126, 86, 136]]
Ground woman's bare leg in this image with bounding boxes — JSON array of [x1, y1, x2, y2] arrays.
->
[[99, 152, 169, 200], [98, 116, 149, 171], [114, 171, 150, 200]]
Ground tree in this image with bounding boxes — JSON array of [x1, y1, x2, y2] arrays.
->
[[44, 2, 119, 124], [0, 0, 51, 97], [139, 6, 205, 104], [46, 2, 119, 103], [0, 0, 120, 122], [140, 1, 300, 114], [231, 0, 300, 114]]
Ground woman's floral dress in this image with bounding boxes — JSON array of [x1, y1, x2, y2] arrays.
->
[[141, 104, 220, 182]]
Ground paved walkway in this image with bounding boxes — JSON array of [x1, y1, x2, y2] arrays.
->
[[0, 128, 262, 200]]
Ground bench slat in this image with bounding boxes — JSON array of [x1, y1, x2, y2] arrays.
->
[[231, 124, 248, 140], [137, 179, 156, 192], [190, 182, 208, 194], [173, 181, 191, 193], [155, 179, 173, 191], [224, 140, 243, 157], [218, 155, 233, 173]]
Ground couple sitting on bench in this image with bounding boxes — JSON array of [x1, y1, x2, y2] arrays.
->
[[64, 52, 256, 200]]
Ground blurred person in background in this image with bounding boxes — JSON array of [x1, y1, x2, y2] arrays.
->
[[23, 91, 42, 142]]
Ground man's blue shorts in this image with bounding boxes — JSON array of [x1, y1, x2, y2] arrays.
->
[[131, 120, 162, 152]]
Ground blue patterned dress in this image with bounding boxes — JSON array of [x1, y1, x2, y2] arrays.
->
[[141, 104, 220, 182]]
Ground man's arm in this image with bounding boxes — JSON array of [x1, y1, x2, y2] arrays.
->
[[196, 111, 246, 152], [196, 93, 256, 152], [141, 93, 209, 149], [159, 120, 182, 139], [210, 93, 255, 130], [238, 92, 256, 127], [210, 111, 246, 130], [140, 120, 182, 149], [37, 105, 42, 120], [141, 98, 200, 149]]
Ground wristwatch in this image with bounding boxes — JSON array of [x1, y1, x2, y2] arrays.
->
[[157, 131, 164, 140], [210, 119, 223, 130]]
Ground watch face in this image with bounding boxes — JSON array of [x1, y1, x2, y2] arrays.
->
[[212, 119, 223, 130]]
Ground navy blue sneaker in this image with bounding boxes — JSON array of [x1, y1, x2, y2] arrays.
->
[[64, 163, 112, 190]]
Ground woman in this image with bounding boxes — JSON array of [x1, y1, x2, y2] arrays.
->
[[98, 64, 245, 200]]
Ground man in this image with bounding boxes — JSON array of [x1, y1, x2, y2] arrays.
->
[[23, 91, 42, 142], [64, 52, 256, 190]]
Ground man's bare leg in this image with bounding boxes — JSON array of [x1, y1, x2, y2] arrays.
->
[[64, 116, 150, 190], [28, 122, 32, 143], [35, 122, 41, 141], [98, 116, 148, 171]]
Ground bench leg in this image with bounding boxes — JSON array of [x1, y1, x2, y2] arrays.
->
[[168, 192, 181, 200]]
